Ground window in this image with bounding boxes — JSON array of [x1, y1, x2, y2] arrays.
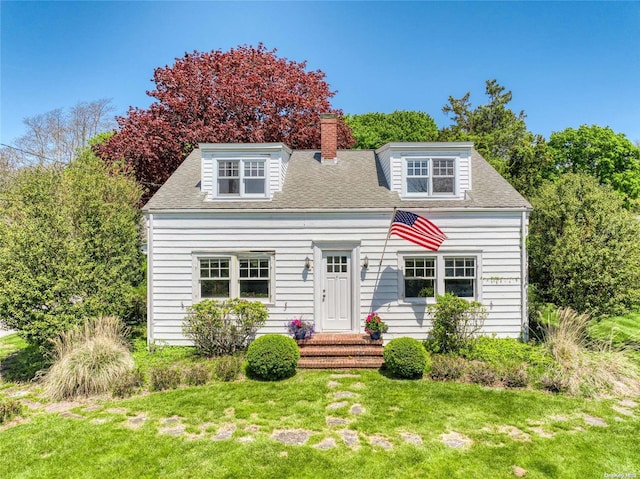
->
[[406, 159, 430, 193], [216, 158, 266, 197], [444, 257, 475, 298], [197, 254, 273, 301], [402, 254, 478, 301], [404, 157, 456, 196], [404, 257, 435, 298]]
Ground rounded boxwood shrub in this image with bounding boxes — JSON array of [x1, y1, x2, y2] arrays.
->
[[246, 335, 300, 380], [383, 337, 429, 379]]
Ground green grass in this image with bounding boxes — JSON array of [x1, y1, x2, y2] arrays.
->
[[1, 333, 639, 478]]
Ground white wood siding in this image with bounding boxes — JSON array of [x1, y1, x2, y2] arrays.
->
[[148, 211, 527, 345]]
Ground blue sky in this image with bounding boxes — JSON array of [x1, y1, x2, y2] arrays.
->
[[1, 1, 639, 145]]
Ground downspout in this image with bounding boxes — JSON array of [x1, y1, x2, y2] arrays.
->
[[147, 213, 154, 348], [520, 210, 529, 341]]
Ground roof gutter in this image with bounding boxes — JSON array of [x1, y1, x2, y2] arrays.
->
[[142, 206, 533, 215]]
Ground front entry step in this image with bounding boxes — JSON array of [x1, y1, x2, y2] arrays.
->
[[297, 333, 384, 369]]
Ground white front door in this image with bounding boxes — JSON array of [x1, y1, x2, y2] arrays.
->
[[322, 252, 352, 331]]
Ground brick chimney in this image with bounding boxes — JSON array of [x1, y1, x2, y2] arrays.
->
[[320, 113, 337, 163]]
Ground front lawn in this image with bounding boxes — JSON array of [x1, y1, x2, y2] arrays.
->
[[1, 333, 638, 478]]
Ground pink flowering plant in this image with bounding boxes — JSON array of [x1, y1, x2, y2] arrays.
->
[[365, 312, 388, 334], [286, 318, 315, 339]]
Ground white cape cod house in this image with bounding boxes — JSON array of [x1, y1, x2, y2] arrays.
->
[[143, 114, 532, 345]]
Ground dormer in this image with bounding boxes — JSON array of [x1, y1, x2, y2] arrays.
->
[[375, 142, 473, 200], [199, 143, 292, 201]]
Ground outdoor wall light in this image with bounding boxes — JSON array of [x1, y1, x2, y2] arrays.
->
[[362, 255, 369, 269], [304, 256, 311, 269]]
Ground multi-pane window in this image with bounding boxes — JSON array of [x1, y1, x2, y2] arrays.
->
[[404, 257, 435, 298], [216, 159, 266, 197], [218, 161, 240, 195], [199, 258, 230, 298], [198, 255, 272, 301], [243, 161, 266, 194], [432, 159, 455, 193], [444, 257, 476, 298], [406, 159, 430, 193], [239, 258, 270, 298], [404, 157, 456, 196], [402, 255, 478, 300], [326, 255, 348, 273]]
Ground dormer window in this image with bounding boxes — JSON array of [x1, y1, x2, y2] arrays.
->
[[403, 157, 456, 197], [216, 158, 267, 198]]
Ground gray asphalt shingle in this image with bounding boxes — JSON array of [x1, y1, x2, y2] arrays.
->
[[142, 146, 532, 211]]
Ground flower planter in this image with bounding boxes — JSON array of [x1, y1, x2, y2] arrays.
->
[[369, 332, 381, 340]]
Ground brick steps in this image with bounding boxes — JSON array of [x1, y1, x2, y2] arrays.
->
[[297, 333, 384, 369]]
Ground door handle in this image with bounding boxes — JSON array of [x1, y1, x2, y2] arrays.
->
[[322, 289, 326, 301]]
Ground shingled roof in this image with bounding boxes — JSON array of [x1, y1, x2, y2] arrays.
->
[[142, 146, 532, 211]]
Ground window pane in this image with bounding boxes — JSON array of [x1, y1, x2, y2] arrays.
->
[[240, 280, 269, 298], [218, 178, 240, 194], [407, 177, 429, 193], [405, 279, 435, 298], [201, 280, 230, 298], [219, 161, 239, 177], [407, 160, 429, 176], [445, 279, 474, 298], [244, 161, 265, 177], [433, 177, 454, 193], [244, 178, 265, 194], [433, 159, 454, 176]]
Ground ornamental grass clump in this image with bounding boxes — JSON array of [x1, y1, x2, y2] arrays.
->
[[540, 307, 640, 397], [43, 316, 134, 400], [0, 400, 22, 424]]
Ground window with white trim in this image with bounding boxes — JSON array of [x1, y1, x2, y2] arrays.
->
[[444, 257, 475, 298], [402, 255, 478, 300], [404, 257, 435, 299], [197, 253, 273, 301], [404, 157, 456, 196], [216, 158, 267, 197]]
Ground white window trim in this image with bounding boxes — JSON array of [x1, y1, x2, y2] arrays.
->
[[397, 251, 482, 304], [193, 252, 275, 304], [401, 156, 458, 198], [213, 156, 270, 199]]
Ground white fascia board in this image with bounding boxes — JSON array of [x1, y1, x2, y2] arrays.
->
[[375, 142, 474, 155], [144, 206, 532, 214], [199, 142, 293, 155]]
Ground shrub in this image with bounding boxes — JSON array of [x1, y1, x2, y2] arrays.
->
[[383, 337, 429, 379], [466, 361, 498, 386], [43, 316, 134, 400], [246, 335, 299, 380], [464, 336, 550, 367], [111, 368, 145, 398], [428, 293, 486, 355], [149, 365, 181, 391], [183, 299, 268, 356], [0, 400, 22, 424], [501, 363, 529, 388], [184, 363, 211, 386], [429, 355, 468, 381], [529, 173, 640, 317], [0, 150, 144, 349], [213, 355, 243, 382]]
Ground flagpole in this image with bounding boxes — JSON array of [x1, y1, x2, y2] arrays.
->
[[372, 207, 397, 311]]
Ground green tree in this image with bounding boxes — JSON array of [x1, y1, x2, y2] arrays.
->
[[0, 148, 144, 348], [440, 79, 554, 196], [345, 110, 438, 149], [529, 174, 640, 317], [548, 125, 640, 208]]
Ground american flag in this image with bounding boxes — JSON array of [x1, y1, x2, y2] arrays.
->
[[390, 210, 447, 251]]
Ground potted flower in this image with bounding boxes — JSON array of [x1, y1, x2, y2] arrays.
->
[[287, 318, 315, 340], [365, 312, 388, 340]]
